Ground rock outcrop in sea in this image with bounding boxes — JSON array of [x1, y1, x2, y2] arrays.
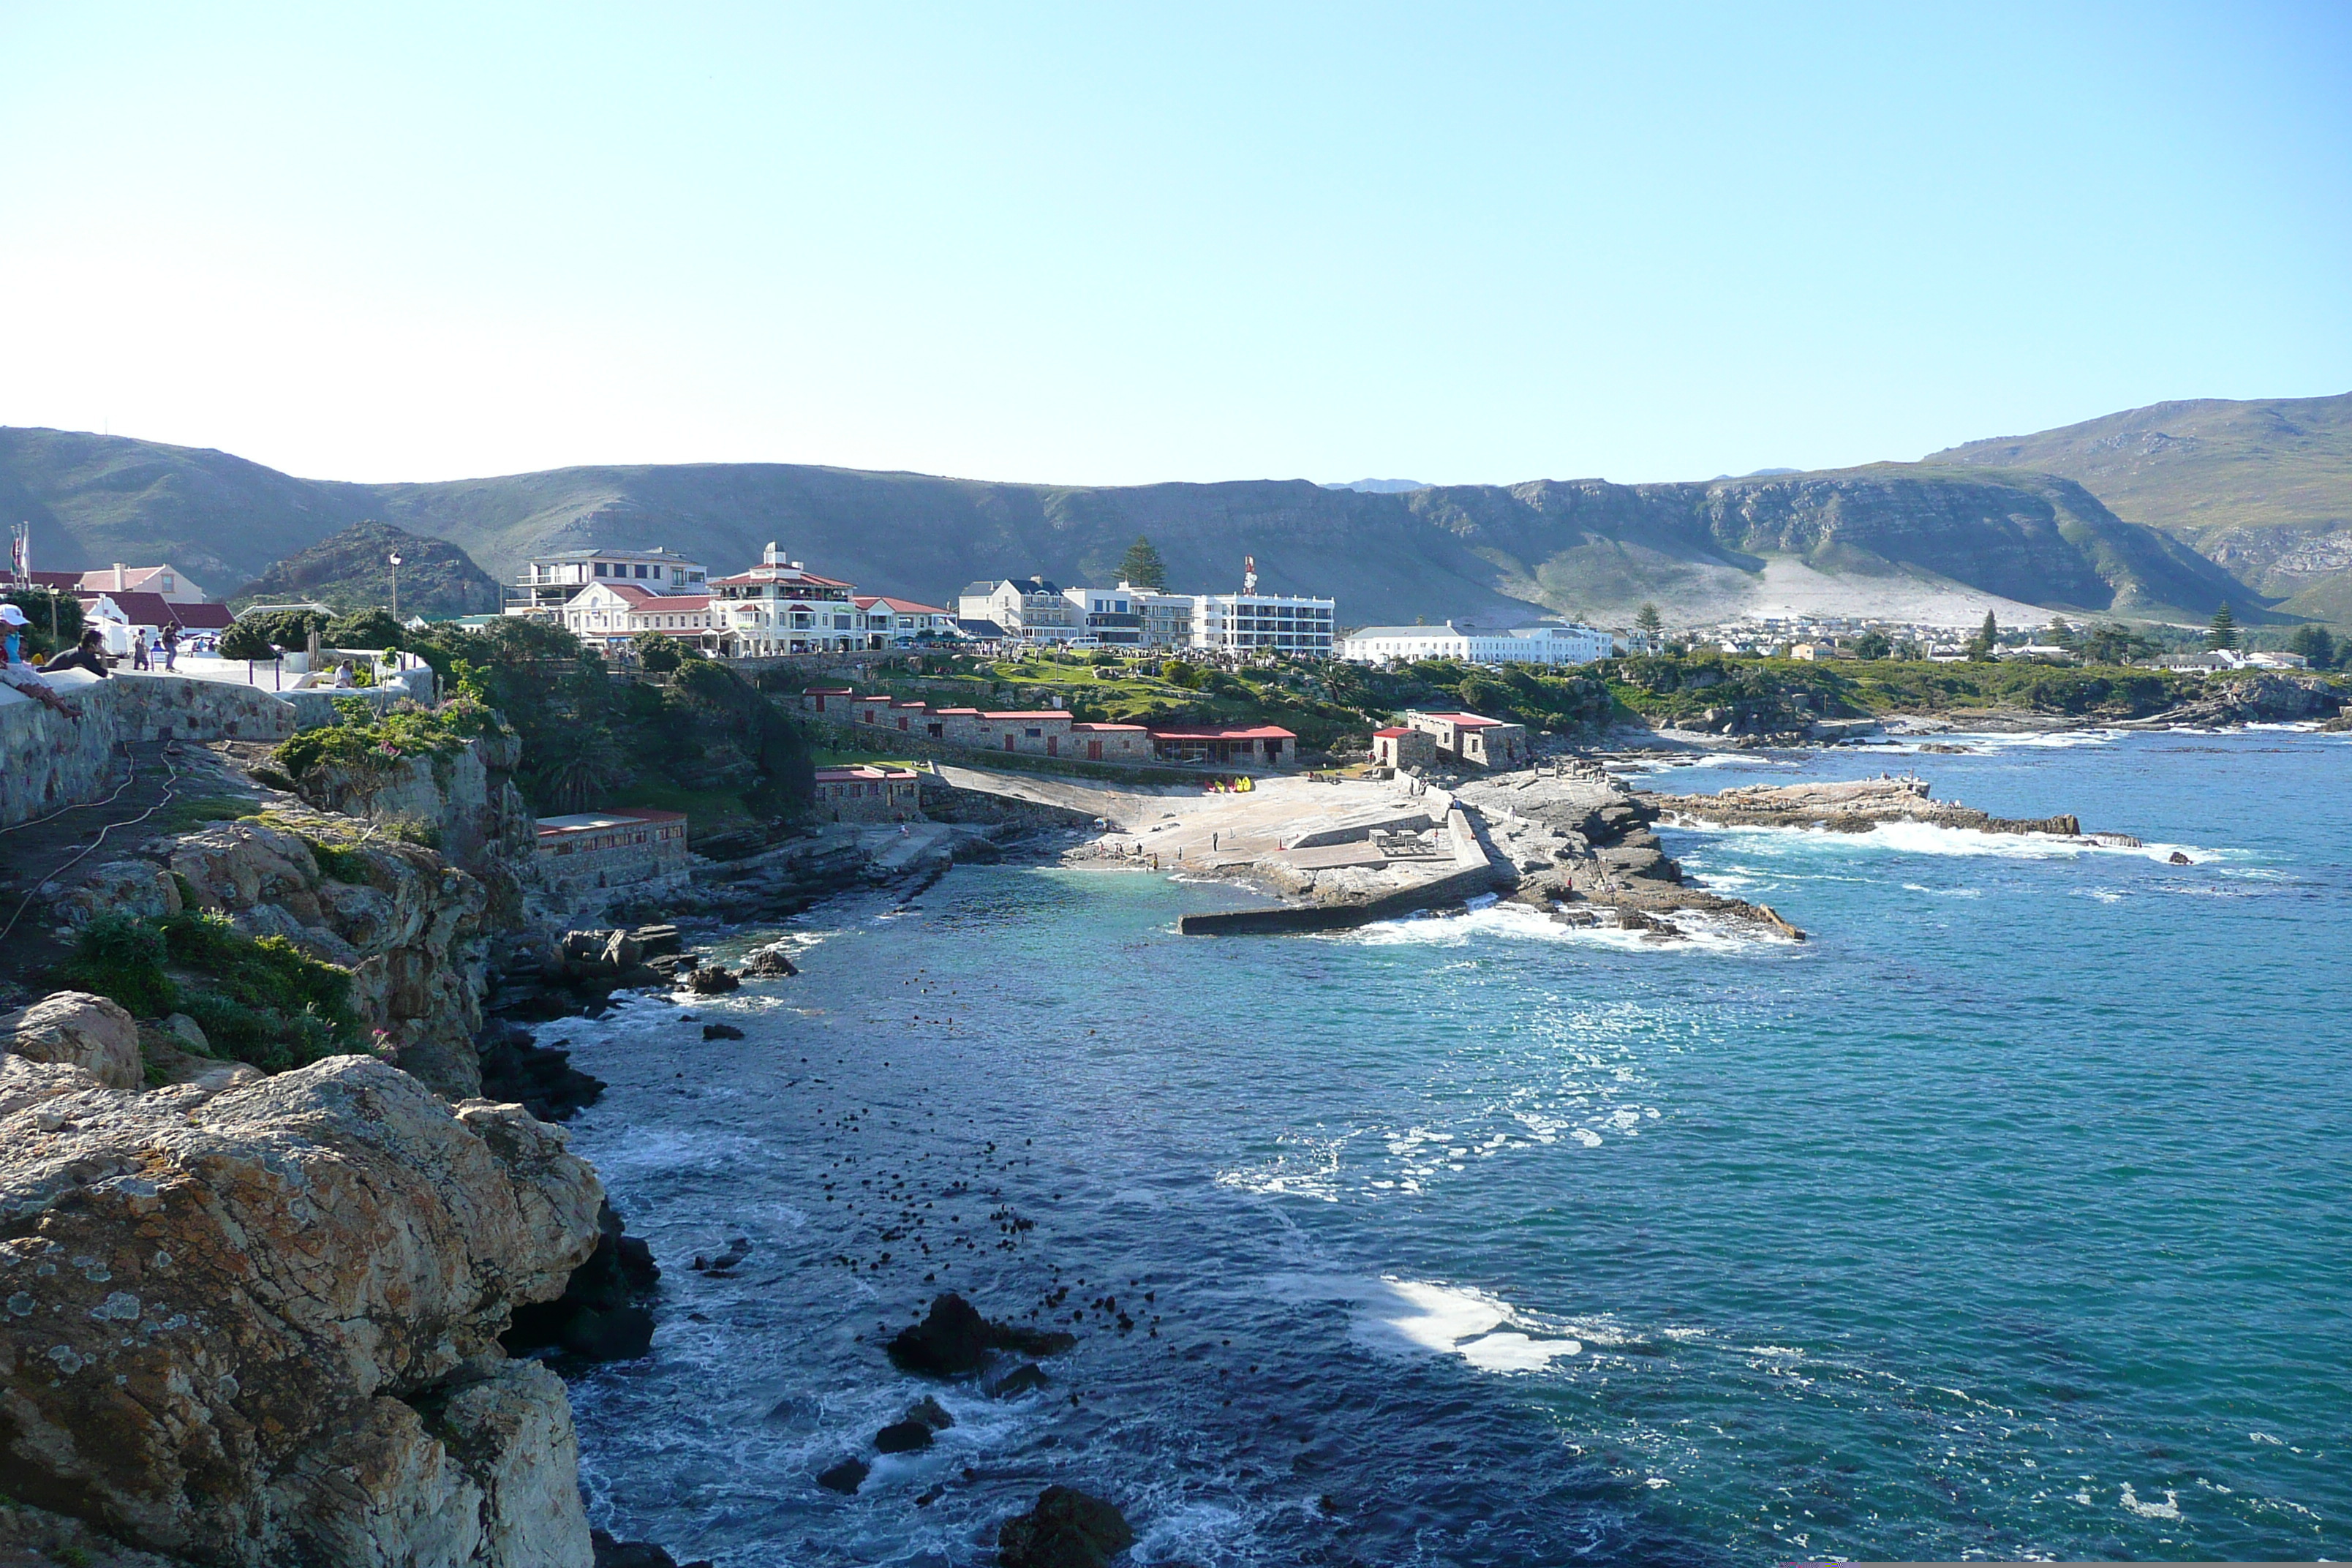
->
[[0, 1052, 604, 1567]]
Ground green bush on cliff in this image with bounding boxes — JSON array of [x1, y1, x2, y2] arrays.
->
[[53, 913, 361, 1072], [271, 694, 502, 784]]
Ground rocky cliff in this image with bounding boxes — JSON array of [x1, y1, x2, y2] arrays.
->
[[48, 805, 494, 1099], [0, 1051, 603, 1567]]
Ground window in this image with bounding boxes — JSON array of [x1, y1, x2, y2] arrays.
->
[[636, 565, 648, 578], [652, 565, 663, 580], [595, 562, 608, 576]]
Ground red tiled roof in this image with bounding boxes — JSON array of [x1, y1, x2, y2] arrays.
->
[[593, 582, 659, 604], [1422, 712, 1501, 726], [82, 590, 178, 627], [1069, 723, 1146, 732], [1145, 724, 1297, 740], [170, 603, 235, 630], [634, 595, 709, 614], [853, 595, 949, 614], [17, 571, 80, 590], [981, 711, 1072, 721], [1373, 726, 1412, 737], [709, 569, 855, 588]]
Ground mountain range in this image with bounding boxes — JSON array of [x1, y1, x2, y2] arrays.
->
[[4, 392, 2345, 628]]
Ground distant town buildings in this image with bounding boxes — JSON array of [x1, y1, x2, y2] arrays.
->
[[1338, 621, 1616, 666]]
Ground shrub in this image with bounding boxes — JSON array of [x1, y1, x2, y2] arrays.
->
[[631, 630, 682, 674], [53, 915, 174, 1017], [219, 622, 276, 662], [3, 589, 80, 659], [325, 607, 403, 648], [51, 912, 361, 1072]]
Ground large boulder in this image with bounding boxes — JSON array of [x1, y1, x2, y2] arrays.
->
[[1, 990, 141, 1090], [995, 1486, 1135, 1568], [0, 1054, 604, 1567]]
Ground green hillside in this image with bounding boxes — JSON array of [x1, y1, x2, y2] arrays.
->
[[1928, 392, 2352, 622], [230, 520, 501, 617], [0, 424, 2283, 627]]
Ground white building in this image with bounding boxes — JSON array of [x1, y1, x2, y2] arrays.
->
[[712, 544, 859, 655], [559, 582, 719, 652], [1061, 586, 1145, 645], [1133, 588, 1196, 649], [76, 563, 213, 605], [1338, 621, 1616, 666], [853, 595, 955, 647], [505, 548, 707, 619], [1190, 592, 1335, 657], [956, 578, 1084, 643]]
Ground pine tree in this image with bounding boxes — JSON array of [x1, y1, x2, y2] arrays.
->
[[2046, 617, 2077, 652], [1635, 603, 1662, 635], [1969, 611, 1999, 661], [1117, 535, 1167, 590], [2206, 601, 2239, 650]]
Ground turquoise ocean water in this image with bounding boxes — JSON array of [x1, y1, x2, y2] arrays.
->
[[557, 727, 2351, 1565]]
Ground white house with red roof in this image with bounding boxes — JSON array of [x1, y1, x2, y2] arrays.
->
[[710, 543, 862, 655], [76, 562, 214, 605], [558, 581, 719, 652]]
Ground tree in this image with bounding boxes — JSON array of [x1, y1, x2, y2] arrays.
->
[[631, 630, 682, 674], [1635, 603, 1662, 636], [2206, 601, 2239, 650], [2046, 617, 2078, 653], [1117, 535, 1167, 590], [219, 622, 276, 663], [2082, 622, 2154, 666], [1852, 630, 1891, 660], [1967, 611, 1999, 661], [2285, 625, 2338, 668], [325, 608, 403, 648]]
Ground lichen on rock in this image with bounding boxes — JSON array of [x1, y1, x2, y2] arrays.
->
[[0, 1052, 603, 1568]]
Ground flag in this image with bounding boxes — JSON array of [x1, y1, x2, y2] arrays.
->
[[8, 524, 26, 581]]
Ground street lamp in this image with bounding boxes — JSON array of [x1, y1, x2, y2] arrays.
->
[[388, 552, 402, 621]]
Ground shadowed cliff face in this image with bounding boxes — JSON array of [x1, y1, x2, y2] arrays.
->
[[0, 426, 2268, 625], [0, 1053, 603, 1568]]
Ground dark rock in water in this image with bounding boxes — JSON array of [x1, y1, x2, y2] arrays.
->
[[559, 1304, 655, 1361], [875, 1419, 935, 1453], [817, 1457, 870, 1494], [475, 1019, 606, 1122], [740, 942, 800, 978], [2168, 850, 2192, 865], [701, 1022, 746, 1041], [592, 1527, 710, 1568], [986, 1362, 1052, 1398], [889, 1293, 1077, 1378], [692, 1236, 750, 1273], [687, 964, 742, 994], [503, 1199, 663, 1361], [995, 1485, 1135, 1568], [906, 1394, 956, 1430]]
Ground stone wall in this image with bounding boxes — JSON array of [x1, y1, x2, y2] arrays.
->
[[0, 669, 439, 829]]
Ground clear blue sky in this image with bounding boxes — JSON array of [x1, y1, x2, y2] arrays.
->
[[3, 2, 2346, 487]]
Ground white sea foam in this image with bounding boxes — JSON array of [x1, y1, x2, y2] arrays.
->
[[2118, 1482, 2182, 1520], [1347, 901, 1776, 954], [1270, 1275, 1582, 1373], [1670, 816, 2223, 865]]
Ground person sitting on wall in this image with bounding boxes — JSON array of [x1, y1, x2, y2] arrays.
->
[[331, 660, 355, 688], [0, 606, 82, 722], [41, 627, 112, 679]]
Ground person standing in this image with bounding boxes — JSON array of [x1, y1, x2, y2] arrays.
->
[[161, 621, 179, 671], [131, 629, 150, 671]]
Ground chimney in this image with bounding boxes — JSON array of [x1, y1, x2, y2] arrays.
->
[[113, 562, 127, 590]]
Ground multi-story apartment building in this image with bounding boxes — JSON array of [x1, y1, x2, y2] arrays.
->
[[711, 544, 859, 655], [956, 578, 1084, 642], [505, 548, 707, 619], [1131, 587, 1196, 649], [1060, 586, 1145, 645], [1189, 592, 1335, 657]]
